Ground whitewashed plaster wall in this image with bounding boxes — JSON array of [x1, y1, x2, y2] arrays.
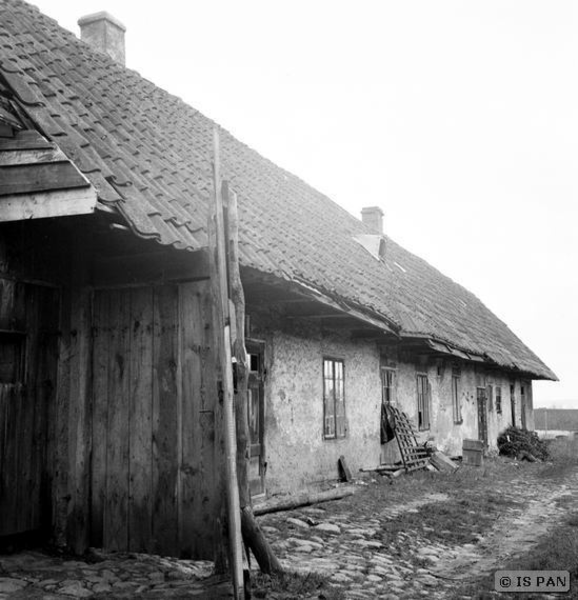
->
[[257, 321, 382, 494], [250, 314, 535, 494]]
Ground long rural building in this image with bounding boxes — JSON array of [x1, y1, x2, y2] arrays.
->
[[0, 0, 556, 558]]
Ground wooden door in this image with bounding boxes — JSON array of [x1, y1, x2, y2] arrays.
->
[[246, 341, 265, 497], [0, 281, 59, 538], [477, 387, 488, 447], [89, 282, 218, 558], [520, 384, 527, 430]]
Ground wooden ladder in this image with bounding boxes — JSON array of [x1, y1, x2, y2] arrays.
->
[[390, 406, 430, 473]]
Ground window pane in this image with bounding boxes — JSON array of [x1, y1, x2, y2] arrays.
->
[[417, 374, 429, 430], [323, 359, 345, 439]]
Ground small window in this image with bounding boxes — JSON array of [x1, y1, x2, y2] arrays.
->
[[510, 384, 516, 426], [487, 384, 494, 412], [496, 386, 502, 414], [323, 358, 345, 439], [248, 353, 260, 374], [381, 368, 396, 405], [452, 374, 462, 424], [0, 333, 25, 384], [417, 373, 431, 431]]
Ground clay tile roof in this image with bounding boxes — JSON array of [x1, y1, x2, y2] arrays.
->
[[0, 0, 557, 380]]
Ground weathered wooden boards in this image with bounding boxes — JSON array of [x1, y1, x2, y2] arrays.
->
[[430, 450, 459, 472], [0, 279, 58, 536], [89, 281, 217, 558], [0, 130, 96, 222], [338, 455, 353, 482], [391, 407, 430, 472], [253, 487, 356, 516]]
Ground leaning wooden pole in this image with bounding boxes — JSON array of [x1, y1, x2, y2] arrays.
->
[[223, 183, 283, 575], [211, 128, 245, 599]]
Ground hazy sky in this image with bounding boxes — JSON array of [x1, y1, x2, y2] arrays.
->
[[30, 0, 577, 408]]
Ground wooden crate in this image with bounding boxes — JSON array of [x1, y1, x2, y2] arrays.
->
[[462, 439, 484, 466]]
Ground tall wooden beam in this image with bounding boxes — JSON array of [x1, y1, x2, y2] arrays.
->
[[223, 183, 282, 576], [210, 128, 244, 599]]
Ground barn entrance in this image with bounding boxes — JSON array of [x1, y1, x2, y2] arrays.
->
[[0, 280, 59, 541], [88, 281, 218, 558]]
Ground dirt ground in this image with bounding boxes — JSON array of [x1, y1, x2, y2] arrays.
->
[[253, 441, 578, 599], [1, 440, 577, 599]]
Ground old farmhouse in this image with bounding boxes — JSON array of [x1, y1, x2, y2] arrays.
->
[[0, 1, 556, 558]]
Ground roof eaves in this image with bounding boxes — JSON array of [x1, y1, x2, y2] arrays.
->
[[292, 277, 400, 336]]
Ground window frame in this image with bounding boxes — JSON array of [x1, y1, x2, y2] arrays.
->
[[381, 367, 396, 406], [323, 357, 346, 440], [451, 373, 462, 424], [496, 386, 502, 414], [416, 373, 431, 431]]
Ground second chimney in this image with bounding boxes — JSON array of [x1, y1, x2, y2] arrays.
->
[[78, 12, 126, 66], [361, 206, 384, 235]]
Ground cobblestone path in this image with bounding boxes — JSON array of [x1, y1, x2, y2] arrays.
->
[[257, 467, 578, 599], [0, 553, 229, 599], [1, 465, 577, 599]]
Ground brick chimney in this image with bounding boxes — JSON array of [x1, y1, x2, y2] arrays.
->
[[361, 206, 384, 235], [78, 12, 126, 66]]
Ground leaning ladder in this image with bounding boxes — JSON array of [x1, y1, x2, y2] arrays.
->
[[390, 406, 430, 472]]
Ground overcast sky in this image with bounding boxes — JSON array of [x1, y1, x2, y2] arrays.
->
[[31, 0, 577, 408]]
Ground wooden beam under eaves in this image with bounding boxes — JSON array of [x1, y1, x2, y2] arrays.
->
[[0, 187, 97, 222]]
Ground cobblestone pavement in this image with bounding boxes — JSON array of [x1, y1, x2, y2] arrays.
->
[[257, 467, 578, 599], [1, 465, 578, 599], [0, 552, 231, 599]]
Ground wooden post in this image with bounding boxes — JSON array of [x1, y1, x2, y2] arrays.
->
[[210, 128, 245, 599], [223, 184, 283, 576]]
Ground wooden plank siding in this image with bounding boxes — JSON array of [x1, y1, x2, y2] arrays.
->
[[88, 280, 218, 558], [0, 279, 59, 537], [151, 284, 180, 555]]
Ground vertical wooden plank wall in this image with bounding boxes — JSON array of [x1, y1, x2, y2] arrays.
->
[[179, 280, 217, 558], [128, 287, 154, 552], [151, 285, 179, 555], [0, 279, 58, 537], [88, 280, 217, 558]]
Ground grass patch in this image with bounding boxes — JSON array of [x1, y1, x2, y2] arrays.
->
[[536, 437, 578, 480], [250, 571, 344, 600], [448, 511, 578, 599], [376, 491, 520, 545]]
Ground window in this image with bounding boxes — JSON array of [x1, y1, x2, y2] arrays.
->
[[417, 373, 430, 430], [323, 358, 345, 439], [451, 373, 462, 424], [381, 368, 396, 405], [496, 386, 502, 414], [510, 384, 516, 426]]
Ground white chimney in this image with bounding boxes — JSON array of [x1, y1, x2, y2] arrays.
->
[[78, 12, 126, 66], [361, 206, 384, 235]]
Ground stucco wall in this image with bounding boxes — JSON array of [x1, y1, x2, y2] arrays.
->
[[255, 320, 382, 494], [395, 363, 533, 456], [250, 314, 535, 495]]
